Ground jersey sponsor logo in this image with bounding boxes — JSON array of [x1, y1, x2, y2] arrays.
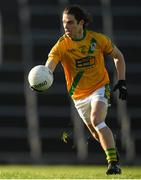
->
[[75, 56, 96, 69]]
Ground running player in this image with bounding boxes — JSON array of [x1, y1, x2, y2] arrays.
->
[[43, 5, 127, 174]]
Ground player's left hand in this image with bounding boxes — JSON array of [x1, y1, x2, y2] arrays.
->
[[113, 80, 128, 100]]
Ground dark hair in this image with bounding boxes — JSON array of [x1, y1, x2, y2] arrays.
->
[[63, 5, 93, 29]]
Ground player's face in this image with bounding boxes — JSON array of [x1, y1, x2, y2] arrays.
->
[[62, 13, 84, 39]]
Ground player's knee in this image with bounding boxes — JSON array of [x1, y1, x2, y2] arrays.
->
[[94, 122, 107, 132], [91, 116, 103, 128], [91, 113, 99, 126]]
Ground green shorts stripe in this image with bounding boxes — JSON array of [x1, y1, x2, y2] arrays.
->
[[104, 84, 111, 105]]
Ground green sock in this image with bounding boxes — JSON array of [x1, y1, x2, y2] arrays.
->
[[105, 148, 117, 163]]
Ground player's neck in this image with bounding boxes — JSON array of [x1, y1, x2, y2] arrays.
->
[[77, 29, 84, 39], [72, 29, 86, 41]]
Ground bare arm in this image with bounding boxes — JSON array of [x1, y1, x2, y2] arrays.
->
[[110, 46, 126, 80], [110, 46, 127, 100], [45, 60, 57, 73]]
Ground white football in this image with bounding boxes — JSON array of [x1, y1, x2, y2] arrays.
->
[[28, 65, 53, 92]]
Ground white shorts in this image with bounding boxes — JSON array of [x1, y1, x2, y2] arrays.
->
[[73, 85, 110, 124]]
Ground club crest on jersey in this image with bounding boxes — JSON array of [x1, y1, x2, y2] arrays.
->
[[88, 38, 97, 53]]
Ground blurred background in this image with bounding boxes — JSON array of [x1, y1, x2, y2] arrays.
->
[[0, 0, 140, 165]]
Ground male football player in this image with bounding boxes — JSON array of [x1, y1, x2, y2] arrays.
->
[[41, 5, 127, 174]]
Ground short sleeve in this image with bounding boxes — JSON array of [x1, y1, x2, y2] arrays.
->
[[48, 42, 61, 64], [99, 34, 114, 54]]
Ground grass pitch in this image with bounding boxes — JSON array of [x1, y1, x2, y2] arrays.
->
[[0, 165, 141, 179]]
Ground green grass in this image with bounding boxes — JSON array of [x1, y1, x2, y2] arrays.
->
[[0, 165, 141, 179]]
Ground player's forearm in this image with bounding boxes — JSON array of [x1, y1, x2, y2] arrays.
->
[[110, 46, 126, 80], [45, 59, 57, 73], [114, 57, 126, 80]]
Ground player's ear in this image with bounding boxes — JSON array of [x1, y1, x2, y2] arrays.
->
[[79, 19, 85, 27]]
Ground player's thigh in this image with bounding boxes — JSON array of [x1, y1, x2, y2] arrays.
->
[[90, 100, 108, 126], [73, 97, 91, 124]]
